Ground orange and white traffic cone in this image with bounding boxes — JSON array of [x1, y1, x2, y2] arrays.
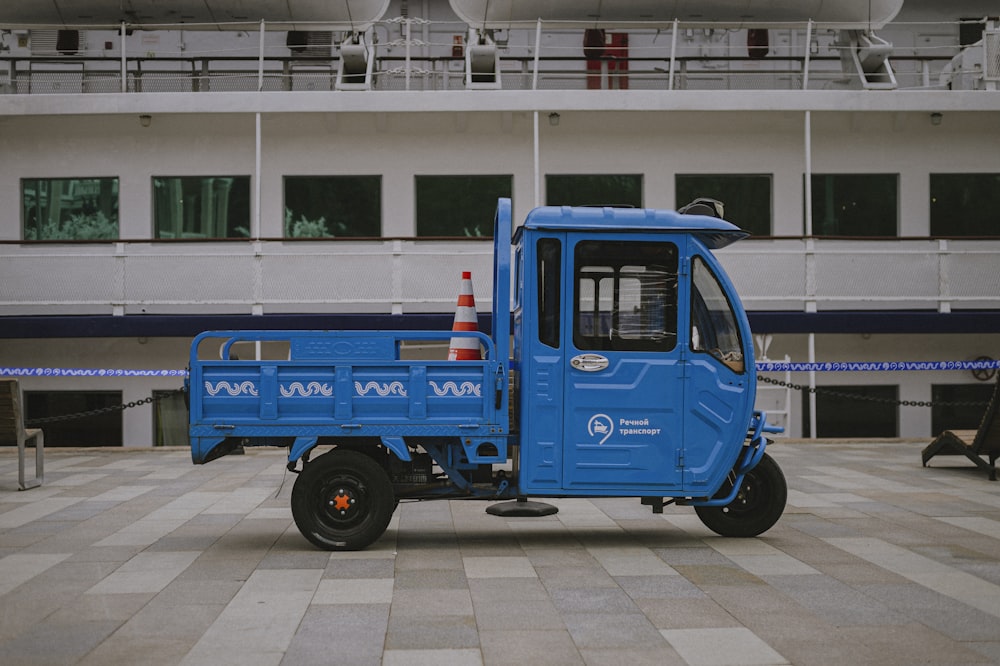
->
[[448, 271, 482, 361]]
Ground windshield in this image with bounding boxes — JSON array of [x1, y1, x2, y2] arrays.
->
[[690, 256, 745, 373]]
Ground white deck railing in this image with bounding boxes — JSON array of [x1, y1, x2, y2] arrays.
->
[[1, 238, 997, 316], [0, 18, 994, 94]]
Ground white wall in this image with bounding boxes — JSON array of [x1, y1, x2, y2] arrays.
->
[[5, 108, 995, 241]]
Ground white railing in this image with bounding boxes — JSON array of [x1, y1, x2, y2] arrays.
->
[[0, 18, 990, 94], [1, 238, 997, 316], [717, 239, 1000, 312], [0, 240, 493, 315]]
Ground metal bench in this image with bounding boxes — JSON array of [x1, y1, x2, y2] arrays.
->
[[922, 377, 1000, 480], [0, 379, 44, 490]]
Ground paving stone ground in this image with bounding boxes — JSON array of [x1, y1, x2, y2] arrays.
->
[[2, 441, 1000, 665]]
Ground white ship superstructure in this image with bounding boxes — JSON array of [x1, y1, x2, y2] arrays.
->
[[1, 0, 998, 445]]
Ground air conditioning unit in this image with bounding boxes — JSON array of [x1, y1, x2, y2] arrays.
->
[[28, 30, 85, 55]]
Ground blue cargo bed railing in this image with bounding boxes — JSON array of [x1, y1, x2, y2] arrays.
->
[[187, 330, 507, 464]]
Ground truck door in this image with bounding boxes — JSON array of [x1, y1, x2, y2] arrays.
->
[[683, 253, 753, 495], [562, 237, 684, 491]]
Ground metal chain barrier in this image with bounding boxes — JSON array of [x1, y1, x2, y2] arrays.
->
[[5, 359, 997, 418], [24, 387, 187, 426], [757, 375, 990, 408], [755, 359, 1000, 374]]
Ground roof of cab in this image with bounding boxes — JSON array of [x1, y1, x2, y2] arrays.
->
[[519, 205, 749, 249]]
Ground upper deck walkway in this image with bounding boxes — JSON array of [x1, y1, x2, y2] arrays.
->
[[1, 16, 996, 98]]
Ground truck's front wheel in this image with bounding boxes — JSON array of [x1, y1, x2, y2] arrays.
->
[[291, 449, 396, 551], [694, 452, 786, 538]]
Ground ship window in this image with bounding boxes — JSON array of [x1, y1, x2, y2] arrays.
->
[[546, 174, 642, 208], [930, 173, 1000, 236], [415, 175, 511, 237], [153, 176, 250, 239], [573, 240, 677, 352], [284, 175, 381, 238], [537, 238, 561, 349], [676, 174, 771, 236], [154, 390, 189, 447], [809, 174, 898, 236], [931, 384, 996, 435], [690, 257, 745, 373], [24, 391, 122, 447], [802, 385, 898, 437], [21, 177, 119, 241]]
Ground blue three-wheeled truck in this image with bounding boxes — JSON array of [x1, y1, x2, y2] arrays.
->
[[187, 198, 786, 550]]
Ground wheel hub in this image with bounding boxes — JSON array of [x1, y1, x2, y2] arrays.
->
[[330, 489, 355, 513], [320, 478, 366, 526], [726, 479, 759, 514]]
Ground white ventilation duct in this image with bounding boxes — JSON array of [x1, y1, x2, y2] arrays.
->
[[0, 0, 391, 29]]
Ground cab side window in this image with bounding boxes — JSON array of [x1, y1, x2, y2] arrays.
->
[[537, 238, 561, 348], [573, 241, 678, 352]]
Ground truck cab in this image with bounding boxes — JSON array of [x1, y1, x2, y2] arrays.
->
[[512, 203, 756, 500], [187, 198, 785, 550]]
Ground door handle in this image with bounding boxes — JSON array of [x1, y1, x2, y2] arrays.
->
[[570, 354, 609, 372]]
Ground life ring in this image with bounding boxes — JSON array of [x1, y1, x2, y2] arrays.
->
[[971, 355, 998, 382]]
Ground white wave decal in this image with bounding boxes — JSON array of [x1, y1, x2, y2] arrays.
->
[[280, 382, 333, 397], [354, 381, 407, 397], [428, 381, 482, 397], [204, 380, 258, 397]]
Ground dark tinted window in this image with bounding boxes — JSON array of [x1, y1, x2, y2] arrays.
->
[[284, 175, 381, 238], [803, 385, 898, 437], [810, 174, 898, 236], [416, 175, 511, 237], [22, 177, 119, 240], [25, 391, 122, 446], [154, 390, 190, 447], [154, 176, 250, 239], [537, 238, 561, 349], [676, 174, 771, 236], [931, 383, 996, 434], [930, 173, 1000, 237], [546, 174, 642, 208]]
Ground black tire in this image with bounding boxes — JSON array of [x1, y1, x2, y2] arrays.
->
[[694, 452, 786, 538], [291, 449, 395, 551]]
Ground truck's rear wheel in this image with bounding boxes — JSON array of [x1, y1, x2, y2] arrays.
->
[[694, 452, 786, 538], [291, 449, 395, 551]]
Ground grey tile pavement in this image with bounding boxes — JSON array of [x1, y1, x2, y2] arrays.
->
[[2, 442, 1000, 665]]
